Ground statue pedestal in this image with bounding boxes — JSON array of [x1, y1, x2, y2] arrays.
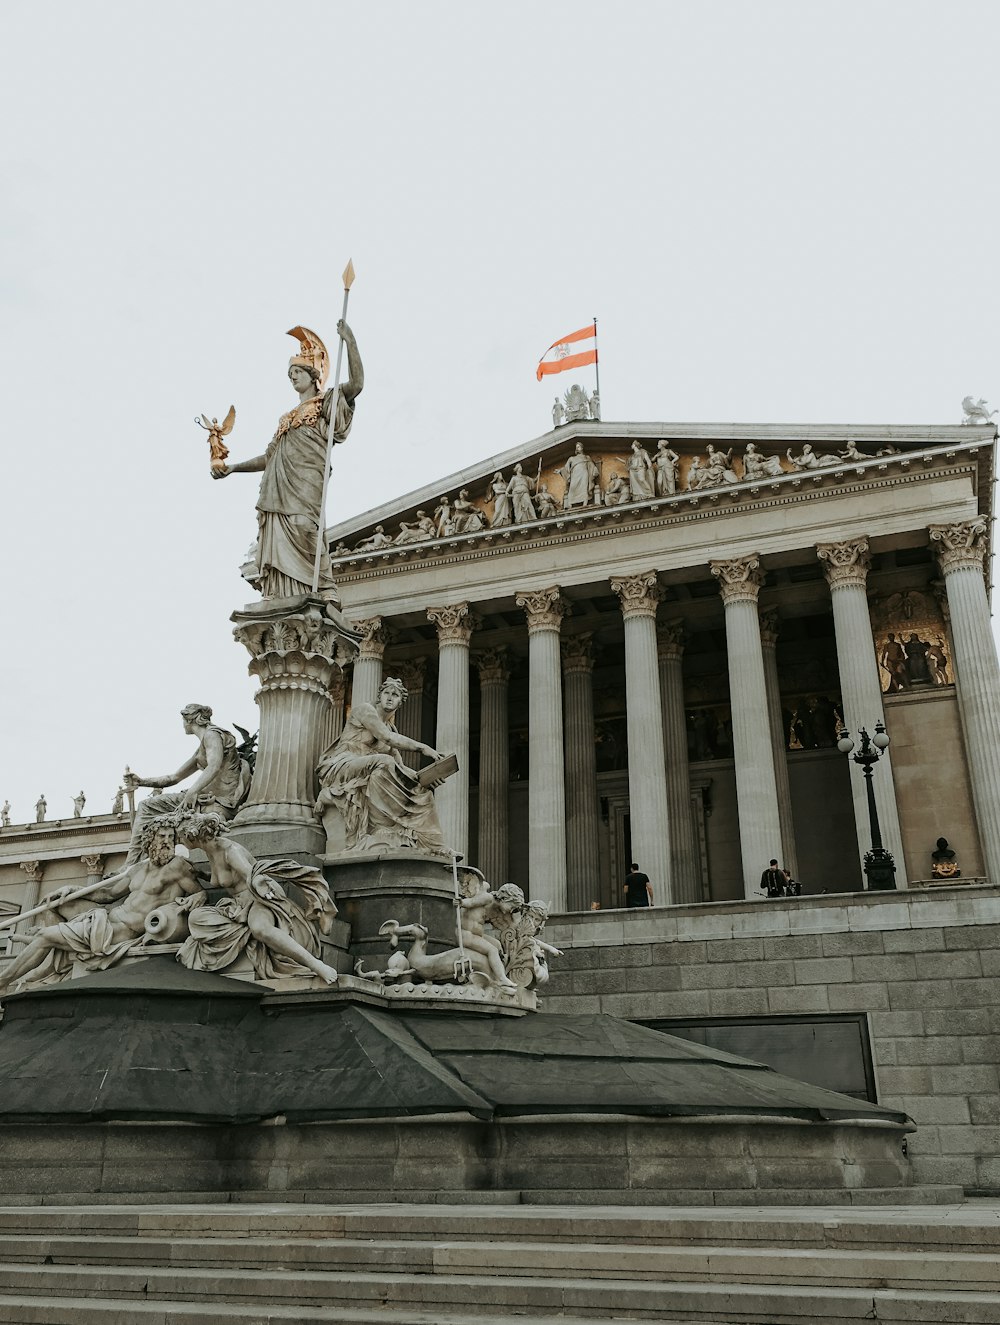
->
[[322, 850, 471, 963], [230, 596, 354, 840]]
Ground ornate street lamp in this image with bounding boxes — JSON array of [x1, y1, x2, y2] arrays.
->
[[837, 722, 897, 891]]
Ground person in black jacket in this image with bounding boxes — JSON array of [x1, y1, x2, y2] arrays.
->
[[759, 859, 785, 898], [624, 863, 653, 907]]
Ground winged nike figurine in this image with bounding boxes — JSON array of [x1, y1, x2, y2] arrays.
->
[[195, 405, 236, 472]]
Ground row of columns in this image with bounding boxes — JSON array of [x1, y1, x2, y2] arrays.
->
[[332, 520, 1000, 905]]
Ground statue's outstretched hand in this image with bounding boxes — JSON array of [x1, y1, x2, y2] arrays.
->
[[211, 465, 230, 480]]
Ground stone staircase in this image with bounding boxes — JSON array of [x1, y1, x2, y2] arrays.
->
[[0, 1201, 997, 1323]]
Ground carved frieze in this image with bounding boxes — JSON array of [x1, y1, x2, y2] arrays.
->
[[869, 587, 952, 693]]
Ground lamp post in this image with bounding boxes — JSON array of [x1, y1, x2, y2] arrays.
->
[[837, 721, 897, 891]]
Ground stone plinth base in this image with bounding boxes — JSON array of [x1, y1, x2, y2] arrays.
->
[[0, 1115, 914, 1205], [264, 971, 534, 1015], [323, 850, 468, 960], [225, 819, 328, 863]]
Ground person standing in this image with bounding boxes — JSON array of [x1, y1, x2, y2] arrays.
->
[[624, 862, 653, 908], [759, 859, 785, 898]]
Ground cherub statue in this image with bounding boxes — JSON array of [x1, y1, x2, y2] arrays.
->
[[453, 874, 517, 988], [961, 396, 998, 426], [195, 405, 236, 474]]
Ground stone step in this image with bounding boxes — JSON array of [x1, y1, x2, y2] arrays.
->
[[0, 1233, 997, 1291], [0, 1301, 611, 1325], [0, 1183, 964, 1208], [1, 1274, 1000, 1325], [0, 1201, 991, 1253]]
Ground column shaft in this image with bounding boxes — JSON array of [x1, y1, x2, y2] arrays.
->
[[658, 622, 701, 901], [350, 618, 389, 709], [516, 587, 568, 909], [760, 612, 799, 877], [562, 636, 601, 910], [611, 573, 673, 903], [428, 605, 475, 859], [395, 658, 428, 769], [818, 540, 906, 884], [477, 649, 510, 884], [711, 557, 784, 897], [930, 521, 1000, 884]]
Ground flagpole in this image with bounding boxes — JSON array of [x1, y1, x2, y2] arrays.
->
[[593, 317, 601, 409], [311, 260, 356, 595]]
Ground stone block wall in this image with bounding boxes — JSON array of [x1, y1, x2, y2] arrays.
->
[[541, 886, 1000, 1192]]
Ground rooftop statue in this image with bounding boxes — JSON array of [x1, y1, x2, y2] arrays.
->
[[787, 443, 841, 470], [741, 442, 784, 480], [123, 703, 251, 864], [557, 442, 598, 509], [211, 322, 364, 599], [961, 396, 997, 425]]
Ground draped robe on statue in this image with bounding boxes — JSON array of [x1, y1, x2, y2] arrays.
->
[[253, 386, 354, 598]]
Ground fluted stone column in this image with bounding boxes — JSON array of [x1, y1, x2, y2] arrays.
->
[[657, 620, 700, 902], [17, 861, 43, 936], [396, 658, 428, 769], [561, 634, 601, 910], [350, 617, 390, 708], [427, 604, 477, 859], [759, 610, 799, 878], [611, 572, 673, 903], [710, 557, 784, 898], [477, 648, 511, 884], [929, 519, 1000, 885], [817, 538, 906, 884], [231, 601, 343, 846], [515, 586, 569, 910], [81, 854, 105, 883], [326, 666, 347, 748]]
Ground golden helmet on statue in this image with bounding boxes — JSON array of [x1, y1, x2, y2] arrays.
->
[[286, 326, 330, 389]]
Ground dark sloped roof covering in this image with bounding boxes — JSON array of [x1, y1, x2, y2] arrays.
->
[[0, 957, 909, 1126]]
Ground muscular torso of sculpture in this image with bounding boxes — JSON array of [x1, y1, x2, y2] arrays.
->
[[315, 678, 447, 854], [0, 824, 204, 992]]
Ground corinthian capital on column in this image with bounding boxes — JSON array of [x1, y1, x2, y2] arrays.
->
[[476, 647, 511, 686], [610, 571, 663, 620], [427, 602, 479, 645], [351, 616, 391, 662], [81, 854, 104, 877], [328, 666, 347, 706], [516, 586, 569, 633], [19, 861, 43, 886], [710, 555, 765, 605], [816, 537, 871, 590], [929, 519, 989, 575], [656, 618, 686, 661], [395, 657, 428, 692], [759, 608, 779, 649], [561, 633, 595, 675]]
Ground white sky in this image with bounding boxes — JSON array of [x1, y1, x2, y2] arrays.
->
[[1, 1, 997, 821]]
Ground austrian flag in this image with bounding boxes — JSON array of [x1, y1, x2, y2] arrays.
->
[[535, 323, 598, 380]]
